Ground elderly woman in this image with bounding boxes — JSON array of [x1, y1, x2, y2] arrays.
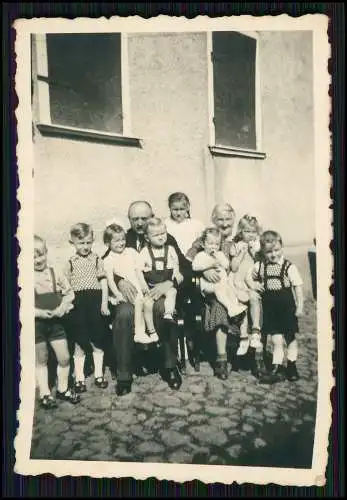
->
[[186, 203, 247, 380]]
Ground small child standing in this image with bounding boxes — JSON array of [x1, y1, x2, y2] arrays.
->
[[246, 230, 304, 383], [103, 223, 159, 344], [34, 235, 80, 409], [165, 192, 205, 257], [192, 227, 247, 319], [136, 217, 184, 337], [65, 223, 110, 393], [229, 215, 263, 375]]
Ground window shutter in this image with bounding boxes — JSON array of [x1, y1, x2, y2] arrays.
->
[[46, 33, 123, 134], [212, 31, 256, 149]]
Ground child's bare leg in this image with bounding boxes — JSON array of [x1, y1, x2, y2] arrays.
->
[[287, 339, 298, 362], [143, 296, 156, 333], [143, 296, 159, 342], [272, 334, 285, 366], [215, 284, 246, 318], [237, 313, 250, 355], [89, 342, 105, 380], [286, 338, 300, 380], [73, 343, 86, 383], [215, 327, 228, 380], [35, 342, 51, 398], [163, 287, 177, 320], [134, 295, 152, 344], [249, 291, 262, 331], [50, 339, 70, 393]]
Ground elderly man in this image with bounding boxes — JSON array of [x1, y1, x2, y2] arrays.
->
[[109, 201, 185, 396]]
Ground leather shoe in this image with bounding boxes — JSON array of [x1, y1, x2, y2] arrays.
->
[[135, 365, 150, 377], [162, 367, 182, 390], [259, 364, 286, 384], [214, 359, 228, 380], [116, 381, 132, 396]]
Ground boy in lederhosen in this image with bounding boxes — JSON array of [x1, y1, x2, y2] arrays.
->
[[136, 217, 184, 339], [34, 235, 80, 409], [246, 230, 304, 384]]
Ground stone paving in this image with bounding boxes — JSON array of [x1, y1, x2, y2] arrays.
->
[[30, 298, 317, 467]]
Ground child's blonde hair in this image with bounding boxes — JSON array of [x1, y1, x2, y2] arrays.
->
[[34, 234, 47, 251], [260, 230, 283, 252], [69, 223, 94, 242], [145, 217, 166, 236], [34, 234, 47, 248], [234, 214, 262, 242]]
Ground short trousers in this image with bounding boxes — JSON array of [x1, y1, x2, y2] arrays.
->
[[35, 319, 67, 345]]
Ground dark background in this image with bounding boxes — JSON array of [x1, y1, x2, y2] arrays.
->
[[3, 2, 345, 497]]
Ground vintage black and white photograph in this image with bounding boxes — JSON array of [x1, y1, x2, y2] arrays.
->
[[15, 15, 332, 485]]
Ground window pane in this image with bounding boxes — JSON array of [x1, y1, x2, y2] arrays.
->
[[213, 32, 256, 149], [46, 33, 122, 133]]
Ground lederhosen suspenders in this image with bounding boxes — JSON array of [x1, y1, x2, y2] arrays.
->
[[35, 267, 62, 311], [143, 244, 173, 287]]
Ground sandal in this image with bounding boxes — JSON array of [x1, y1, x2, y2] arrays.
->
[[56, 388, 81, 404], [74, 380, 87, 393], [95, 376, 108, 389], [39, 394, 57, 410]]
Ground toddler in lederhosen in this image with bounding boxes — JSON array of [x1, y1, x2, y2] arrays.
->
[[34, 235, 80, 409], [246, 230, 304, 383]]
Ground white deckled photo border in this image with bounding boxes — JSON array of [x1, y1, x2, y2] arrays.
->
[[14, 14, 332, 486]]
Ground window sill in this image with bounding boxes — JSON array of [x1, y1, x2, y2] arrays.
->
[[209, 145, 266, 159], [36, 123, 142, 147]]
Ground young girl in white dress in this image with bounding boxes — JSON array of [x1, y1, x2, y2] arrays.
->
[[103, 224, 159, 344], [165, 192, 205, 257], [228, 215, 265, 376]]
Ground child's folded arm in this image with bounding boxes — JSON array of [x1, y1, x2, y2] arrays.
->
[[185, 237, 203, 262], [170, 247, 184, 285], [245, 263, 261, 290], [106, 268, 124, 301], [35, 307, 52, 319], [288, 263, 304, 315], [230, 243, 248, 272], [294, 285, 304, 316], [100, 277, 110, 315], [216, 252, 230, 270]]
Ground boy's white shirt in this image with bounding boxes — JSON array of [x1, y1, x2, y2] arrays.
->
[[248, 256, 304, 287], [164, 217, 205, 256]]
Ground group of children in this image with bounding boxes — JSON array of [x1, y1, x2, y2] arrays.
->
[[34, 192, 304, 409]]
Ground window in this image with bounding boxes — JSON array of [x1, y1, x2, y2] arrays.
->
[[208, 31, 265, 158], [32, 32, 140, 146]]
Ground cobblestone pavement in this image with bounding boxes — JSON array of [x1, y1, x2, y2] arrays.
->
[[30, 298, 317, 467]]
